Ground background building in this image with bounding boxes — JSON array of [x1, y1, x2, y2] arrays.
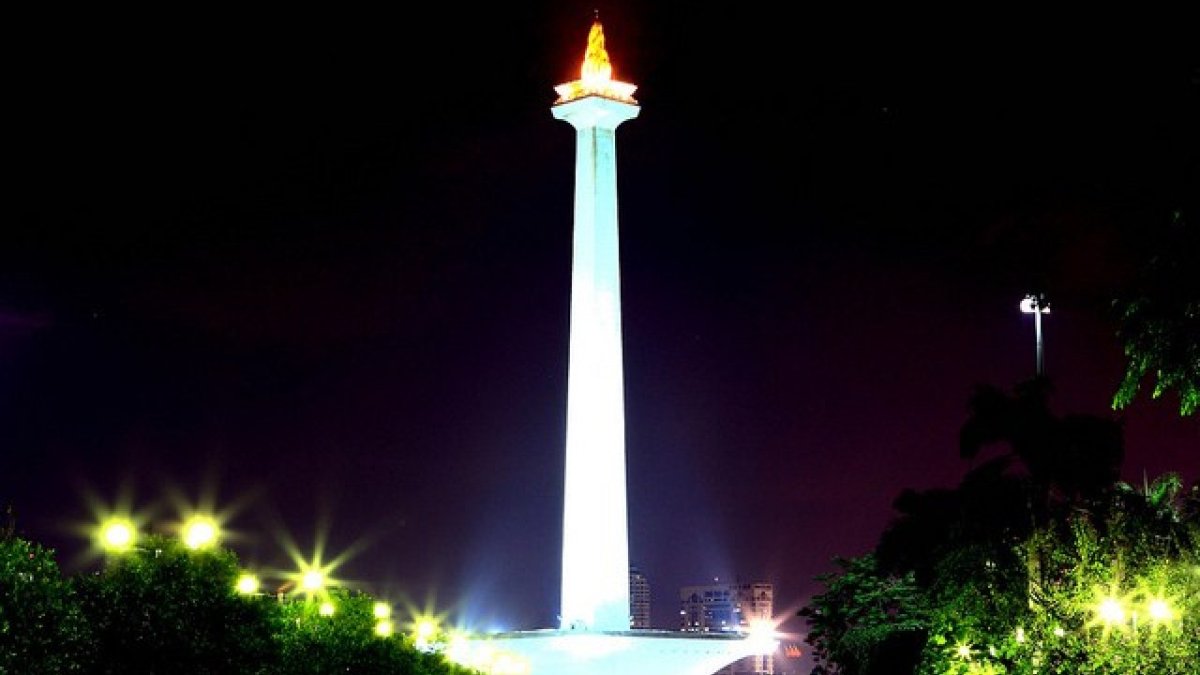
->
[[629, 566, 651, 629], [680, 580, 774, 675]]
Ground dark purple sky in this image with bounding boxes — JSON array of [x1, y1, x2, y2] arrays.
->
[[4, 1, 1197, 652]]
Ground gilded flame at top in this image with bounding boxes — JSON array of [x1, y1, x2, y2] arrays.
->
[[581, 20, 613, 83], [554, 20, 637, 105]]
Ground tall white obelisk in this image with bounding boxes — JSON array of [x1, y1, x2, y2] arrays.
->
[[552, 19, 639, 633], [473, 21, 776, 673]]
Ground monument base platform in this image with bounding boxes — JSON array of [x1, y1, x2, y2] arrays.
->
[[464, 629, 776, 675]]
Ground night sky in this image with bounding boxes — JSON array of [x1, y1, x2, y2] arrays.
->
[[4, 1, 1197, 657]]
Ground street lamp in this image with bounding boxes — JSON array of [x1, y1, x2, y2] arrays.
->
[[99, 518, 137, 553], [301, 570, 326, 594], [1020, 293, 1051, 377], [236, 573, 261, 595], [182, 515, 219, 550]]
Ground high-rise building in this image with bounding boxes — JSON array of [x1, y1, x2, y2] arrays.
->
[[629, 566, 651, 629], [680, 581, 775, 674]]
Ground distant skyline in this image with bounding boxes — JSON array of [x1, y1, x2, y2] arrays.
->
[[4, 2, 1197, 650]]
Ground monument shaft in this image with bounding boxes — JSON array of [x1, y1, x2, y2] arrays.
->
[[555, 96, 639, 632]]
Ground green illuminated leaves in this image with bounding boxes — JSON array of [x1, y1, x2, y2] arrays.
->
[[0, 537, 89, 674], [1112, 209, 1200, 417]]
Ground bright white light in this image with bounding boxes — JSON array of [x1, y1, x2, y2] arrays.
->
[[183, 516, 218, 550], [445, 632, 471, 664], [1147, 598, 1172, 622], [1020, 297, 1050, 314], [1098, 597, 1126, 624], [493, 653, 531, 675], [236, 573, 260, 595], [375, 619, 394, 637], [100, 519, 136, 552], [302, 570, 325, 592], [319, 602, 335, 617], [744, 620, 779, 655], [373, 602, 391, 619]]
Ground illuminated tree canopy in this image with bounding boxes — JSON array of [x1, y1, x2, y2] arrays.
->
[[0, 535, 89, 674], [0, 531, 479, 674], [801, 384, 1200, 674]]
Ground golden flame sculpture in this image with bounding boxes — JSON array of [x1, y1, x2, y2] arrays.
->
[[554, 20, 637, 104]]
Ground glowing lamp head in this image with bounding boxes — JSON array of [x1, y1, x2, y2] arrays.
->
[[1147, 598, 1173, 622], [301, 570, 326, 592], [374, 619, 394, 637], [416, 619, 437, 640], [1020, 295, 1050, 314], [183, 516, 218, 550], [100, 518, 136, 552], [743, 619, 780, 655], [1097, 597, 1126, 625], [318, 601, 335, 617], [955, 644, 973, 660], [236, 573, 260, 595], [373, 602, 391, 619]]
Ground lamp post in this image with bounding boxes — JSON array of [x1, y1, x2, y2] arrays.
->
[[1020, 293, 1051, 377]]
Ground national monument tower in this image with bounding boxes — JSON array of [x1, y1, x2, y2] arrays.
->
[[475, 19, 776, 674]]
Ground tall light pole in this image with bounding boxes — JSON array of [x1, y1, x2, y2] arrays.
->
[[1020, 293, 1050, 377]]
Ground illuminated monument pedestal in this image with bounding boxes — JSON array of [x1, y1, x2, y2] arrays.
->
[[484, 630, 775, 675], [470, 21, 775, 674]]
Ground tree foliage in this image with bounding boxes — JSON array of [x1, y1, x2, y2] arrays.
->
[[75, 534, 277, 675], [273, 588, 477, 675], [802, 382, 1200, 674], [0, 530, 480, 674], [799, 555, 926, 675], [0, 536, 90, 674], [1112, 209, 1200, 416]]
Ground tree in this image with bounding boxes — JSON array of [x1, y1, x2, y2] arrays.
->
[[799, 554, 927, 675], [0, 536, 90, 674], [2, 524, 483, 674], [1112, 209, 1200, 416], [273, 588, 477, 675], [958, 379, 1123, 508], [75, 534, 277, 675], [802, 383, 1200, 674]]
